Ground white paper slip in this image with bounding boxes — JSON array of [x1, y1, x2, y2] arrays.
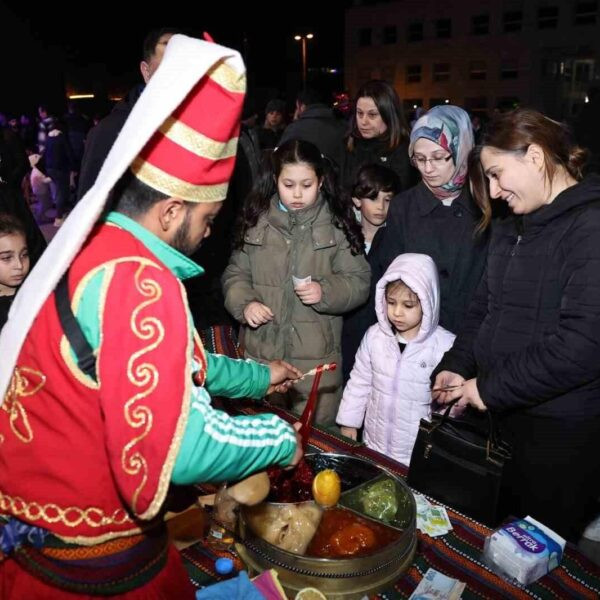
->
[[292, 275, 311, 289], [415, 495, 453, 538], [409, 568, 465, 599]]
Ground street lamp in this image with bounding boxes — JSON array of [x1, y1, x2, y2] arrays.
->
[[294, 33, 314, 89]]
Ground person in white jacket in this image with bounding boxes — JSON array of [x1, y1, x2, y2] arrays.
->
[[336, 253, 455, 465]]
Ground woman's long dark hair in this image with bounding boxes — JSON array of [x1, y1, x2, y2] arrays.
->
[[347, 80, 409, 153], [235, 139, 364, 254]]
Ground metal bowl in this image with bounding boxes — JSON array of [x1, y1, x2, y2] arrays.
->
[[236, 453, 417, 599]]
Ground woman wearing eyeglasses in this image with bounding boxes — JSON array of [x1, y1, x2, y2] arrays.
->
[[341, 80, 411, 193], [369, 104, 489, 335]]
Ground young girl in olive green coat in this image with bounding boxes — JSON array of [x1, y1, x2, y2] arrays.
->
[[223, 140, 371, 425]]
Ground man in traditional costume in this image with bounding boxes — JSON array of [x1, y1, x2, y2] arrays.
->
[[0, 35, 301, 598]]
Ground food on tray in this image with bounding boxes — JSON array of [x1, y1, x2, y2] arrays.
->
[[312, 469, 341, 507], [357, 478, 398, 523], [306, 507, 400, 558], [245, 502, 323, 555], [267, 460, 315, 503]]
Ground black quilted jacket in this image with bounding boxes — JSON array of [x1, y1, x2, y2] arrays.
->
[[435, 175, 600, 418]]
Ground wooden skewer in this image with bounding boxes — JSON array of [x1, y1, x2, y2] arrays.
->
[[431, 384, 463, 393], [296, 362, 337, 381]]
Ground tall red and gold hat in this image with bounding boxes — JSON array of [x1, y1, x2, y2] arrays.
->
[[0, 35, 247, 398], [131, 54, 245, 202]]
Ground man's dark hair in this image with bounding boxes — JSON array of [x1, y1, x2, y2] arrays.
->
[[142, 28, 183, 63], [111, 171, 170, 218], [296, 88, 324, 106]]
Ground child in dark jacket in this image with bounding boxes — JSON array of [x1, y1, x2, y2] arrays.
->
[[342, 164, 401, 381], [0, 213, 30, 330]]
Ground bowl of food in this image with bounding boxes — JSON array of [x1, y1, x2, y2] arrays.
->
[[236, 453, 417, 599]]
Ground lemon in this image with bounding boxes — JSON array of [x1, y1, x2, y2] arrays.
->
[[311, 469, 341, 507], [294, 587, 328, 600]]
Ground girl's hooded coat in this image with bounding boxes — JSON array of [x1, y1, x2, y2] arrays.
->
[[337, 253, 454, 464]]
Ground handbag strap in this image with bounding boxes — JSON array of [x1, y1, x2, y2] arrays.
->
[[435, 398, 502, 450], [54, 270, 98, 382]]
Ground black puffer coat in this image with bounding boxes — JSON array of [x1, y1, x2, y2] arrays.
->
[[435, 175, 600, 418], [372, 183, 489, 334]]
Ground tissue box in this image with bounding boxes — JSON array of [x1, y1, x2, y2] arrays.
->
[[483, 516, 565, 586]]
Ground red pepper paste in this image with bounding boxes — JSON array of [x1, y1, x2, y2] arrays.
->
[[267, 460, 315, 503], [306, 507, 400, 558]]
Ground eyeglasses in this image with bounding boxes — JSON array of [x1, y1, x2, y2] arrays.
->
[[411, 154, 453, 169]]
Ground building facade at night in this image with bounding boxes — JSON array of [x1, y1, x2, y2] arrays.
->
[[344, 0, 600, 118]]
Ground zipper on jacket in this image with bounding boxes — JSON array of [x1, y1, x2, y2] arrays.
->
[[511, 234, 522, 256], [386, 342, 404, 455]]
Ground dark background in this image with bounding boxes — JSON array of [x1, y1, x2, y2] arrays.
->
[[1, 1, 351, 117]]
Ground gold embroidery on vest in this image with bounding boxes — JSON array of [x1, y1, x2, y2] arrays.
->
[[0, 490, 133, 528], [123, 264, 164, 514], [2, 367, 46, 443], [60, 257, 161, 389], [138, 279, 193, 521]]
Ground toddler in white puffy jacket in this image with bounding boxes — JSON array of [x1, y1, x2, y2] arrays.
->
[[336, 253, 455, 465]]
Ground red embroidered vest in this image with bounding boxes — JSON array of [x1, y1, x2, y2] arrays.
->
[[0, 223, 206, 542]]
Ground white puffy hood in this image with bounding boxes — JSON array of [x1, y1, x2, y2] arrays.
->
[[374, 253, 441, 343]]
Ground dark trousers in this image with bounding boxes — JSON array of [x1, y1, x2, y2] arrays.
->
[[48, 168, 70, 218], [498, 411, 600, 543]]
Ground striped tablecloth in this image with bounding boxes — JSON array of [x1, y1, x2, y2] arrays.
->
[[181, 326, 600, 599]]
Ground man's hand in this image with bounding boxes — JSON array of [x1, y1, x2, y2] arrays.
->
[[267, 360, 303, 395], [286, 422, 304, 468], [243, 301, 274, 328]]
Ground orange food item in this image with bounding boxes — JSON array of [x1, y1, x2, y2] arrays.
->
[[306, 507, 399, 558], [329, 523, 376, 556]]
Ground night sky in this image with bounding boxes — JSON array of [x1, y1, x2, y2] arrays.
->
[[1, 2, 350, 116]]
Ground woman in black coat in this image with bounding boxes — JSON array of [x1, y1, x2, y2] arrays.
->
[[342, 105, 488, 379], [371, 105, 489, 333], [434, 108, 600, 543], [341, 80, 411, 193]]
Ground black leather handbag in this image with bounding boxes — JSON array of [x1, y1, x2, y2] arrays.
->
[[407, 401, 512, 526]]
